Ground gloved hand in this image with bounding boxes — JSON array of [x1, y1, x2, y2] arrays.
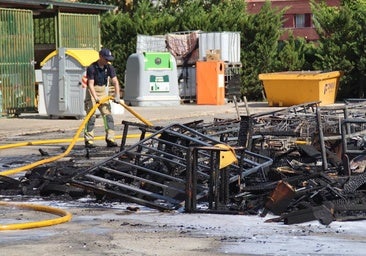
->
[[113, 94, 120, 104], [95, 97, 100, 104]]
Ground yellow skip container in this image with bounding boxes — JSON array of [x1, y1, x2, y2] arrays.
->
[[259, 71, 343, 107]]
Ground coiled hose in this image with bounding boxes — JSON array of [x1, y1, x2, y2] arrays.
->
[[0, 201, 72, 230]]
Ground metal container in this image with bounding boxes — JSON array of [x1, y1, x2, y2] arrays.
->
[[124, 52, 181, 106], [196, 61, 225, 105], [177, 66, 196, 101], [40, 48, 99, 119], [199, 32, 241, 63], [136, 34, 167, 53], [259, 71, 343, 107]]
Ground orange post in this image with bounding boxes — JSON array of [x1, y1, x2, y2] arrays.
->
[[196, 61, 225, 105]]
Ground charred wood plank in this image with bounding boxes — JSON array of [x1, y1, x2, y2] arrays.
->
[[283, 204, 334, 225]]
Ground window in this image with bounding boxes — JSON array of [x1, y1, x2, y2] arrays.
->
[[295, 14, 312, 28], [295, 14, 305, 28]]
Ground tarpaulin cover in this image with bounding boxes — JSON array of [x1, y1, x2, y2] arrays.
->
[[166, 31, 199, 66]]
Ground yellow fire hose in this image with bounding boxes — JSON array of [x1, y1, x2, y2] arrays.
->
[[0, 97, 152, 230], [0, 201, 72, 230], [0, 96, 152, 176], [0, 134, 142, 150], [119, 100, 153, 127]]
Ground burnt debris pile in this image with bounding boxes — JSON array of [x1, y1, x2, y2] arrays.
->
[[1, 101, 366, 225]]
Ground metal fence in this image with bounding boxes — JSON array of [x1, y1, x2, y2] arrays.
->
[[58, 13, 100, 49], [0, 8, 36, 116], [0, 9, 101, 117]]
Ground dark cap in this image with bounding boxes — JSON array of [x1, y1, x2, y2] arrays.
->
[[99, 48, 114, 61]]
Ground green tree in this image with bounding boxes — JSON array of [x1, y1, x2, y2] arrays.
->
[[311, 0, 366, 98], [100, 0, 177, 83], [100, 11, 135, 80], [170, 0, 211, 31], [276, 34, 306, 71], [205, 0, 247, 32], [241, 1, 285, 100]]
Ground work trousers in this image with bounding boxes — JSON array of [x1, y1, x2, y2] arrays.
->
[[84, 85, 115, 143]]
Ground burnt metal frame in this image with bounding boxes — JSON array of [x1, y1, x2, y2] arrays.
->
[[341, 118, 366, 176], [185, 146, 273, 213], [71, 123, 230, 211], [238, 101, 366, 173], [72, 120, 274, 213]]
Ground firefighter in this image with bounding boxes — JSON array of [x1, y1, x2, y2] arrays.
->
[[84, 48, 121, 148]]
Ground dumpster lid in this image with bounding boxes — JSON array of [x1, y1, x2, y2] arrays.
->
[[258, 71, 342, 80], [40, 48, 99, 67]]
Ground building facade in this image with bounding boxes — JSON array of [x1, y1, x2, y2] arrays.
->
[[246, 0, 341, 41]]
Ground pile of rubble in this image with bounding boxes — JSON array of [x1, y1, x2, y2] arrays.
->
[[1, 101, 365, 225]]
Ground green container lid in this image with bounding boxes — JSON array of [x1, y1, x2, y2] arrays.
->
[[144, 52, 172, 70]]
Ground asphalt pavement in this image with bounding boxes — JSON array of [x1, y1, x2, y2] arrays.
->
[[0, 101, 280, 139]]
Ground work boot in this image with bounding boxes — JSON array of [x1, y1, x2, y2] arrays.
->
[[85, 141, 96, 148], [106, 139, 118, 147]]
